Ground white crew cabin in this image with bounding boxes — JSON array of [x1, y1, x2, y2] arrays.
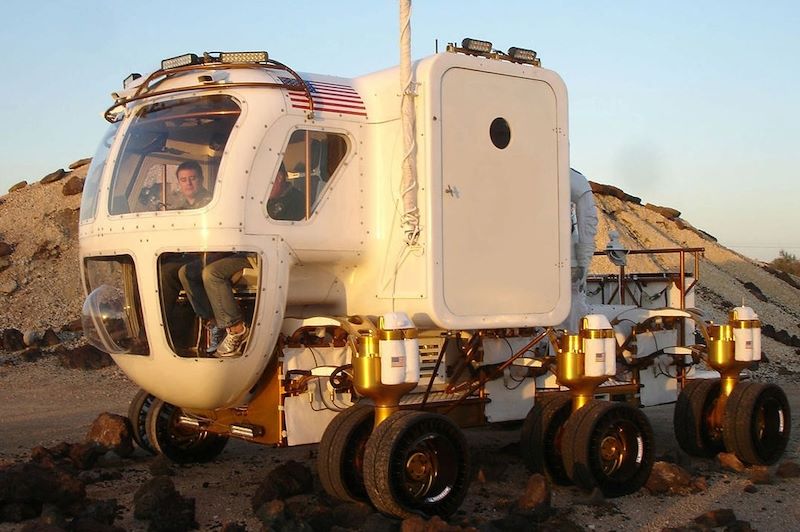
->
[[79, 47, 571, 410]]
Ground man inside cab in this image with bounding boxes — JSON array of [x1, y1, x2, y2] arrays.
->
[[174, 161, 212, 209]]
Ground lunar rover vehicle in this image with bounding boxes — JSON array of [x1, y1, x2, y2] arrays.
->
[[79, 38, 790, 518]]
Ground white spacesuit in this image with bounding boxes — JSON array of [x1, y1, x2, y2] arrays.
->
[[562, 168, 598, 333]]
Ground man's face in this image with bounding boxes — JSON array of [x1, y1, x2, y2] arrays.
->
[[177, 168, 202, 202]]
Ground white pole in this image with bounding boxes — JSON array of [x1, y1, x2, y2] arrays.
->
[[399, 0, 419, 245]]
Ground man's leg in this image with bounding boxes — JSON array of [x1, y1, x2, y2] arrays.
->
[[178, 260, 214, 321], [203, 255, 251, 329]]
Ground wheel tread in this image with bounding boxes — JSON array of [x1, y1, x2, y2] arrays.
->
[[318, 403, 374, 502], [520, 393, 572, 484], [145, 398, 228, 463], [127, 388, 156, 454], [563, 400, 654, 496], [673, 379, 723, 458], [363, 411, 470, 519], [724, 382, 791, 465]]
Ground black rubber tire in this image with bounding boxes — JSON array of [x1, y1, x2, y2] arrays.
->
[[318, 403, 374, 502], [363, 411, 471, 519], [520, 393, 572, 485], [673, 379, 725, 458], [145, 398, 229, 464], [562, 400, 654, 497], [723, 382, 791, 465], [127, 388, 156, 455]]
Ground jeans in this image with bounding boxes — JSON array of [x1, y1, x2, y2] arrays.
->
[[160, 258, 189, 321], [201, 253, 252, 329], [177, 260, 214, 321]]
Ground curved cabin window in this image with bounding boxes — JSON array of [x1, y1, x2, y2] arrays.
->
[[80, 122, 120, 223], [157, 251, 260, 357], [108, 95, 241, 215], [82, 255, 149, 356], [267, 130, 348, 221]]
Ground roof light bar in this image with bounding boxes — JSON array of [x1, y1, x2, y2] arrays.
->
[[161, 53, 201, 70], [508, 47, 538, 64], [122, 73, 142, 89], [219, 51, 269, 64], [461, 38, 493, 54]]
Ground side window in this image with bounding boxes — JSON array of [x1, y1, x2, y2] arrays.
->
[[266, 130, 348, 221]]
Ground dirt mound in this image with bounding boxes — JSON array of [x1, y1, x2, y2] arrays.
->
[[0, 161, 87, 332], [589, 187, 800, 376]]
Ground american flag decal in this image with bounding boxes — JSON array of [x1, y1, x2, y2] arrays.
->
[[279, 77, 367, 117]]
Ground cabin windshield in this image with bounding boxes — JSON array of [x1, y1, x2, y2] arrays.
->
[[108, 95, 241, 215], [80, 122, 121, 223]]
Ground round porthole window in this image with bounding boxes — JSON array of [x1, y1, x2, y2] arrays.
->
[[489, 117, 511, 149]]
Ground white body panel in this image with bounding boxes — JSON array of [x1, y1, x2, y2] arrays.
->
[[79, 52, 570, 410]]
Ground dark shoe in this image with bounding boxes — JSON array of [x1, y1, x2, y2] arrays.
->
[[206, 324, 225, 354]]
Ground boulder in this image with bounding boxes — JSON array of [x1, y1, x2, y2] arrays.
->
[[41, 329, 61, 347], [68, 158, 92, 170], [23, 330, 41, 347], [85, 413, 135, 458], [2, 329, 25, 352], [717, 452, 746, 472], [748, 466, 772, 485], [56, 344, 114, 370], [62, 176, 84, 196], [0, 461, 86, 522], [514, 474, 551, 518], [0, 256, 9, 273], [8, 181, 28, 193], [283, 494, 334, 532], [776, 460, 800, 478], [645, 203, 681, 219], [645, 461, 693, 495], [0, 241, 13, 257], [693, 508, 736, 528], [251, 460, 313, 510], [67, 442, 107, 471], [133, 476, 197, 531], [40, 169, 67, 185], [588, 181, 642, 204]]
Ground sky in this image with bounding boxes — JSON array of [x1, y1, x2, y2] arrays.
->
[[1, 1, 798, 262]]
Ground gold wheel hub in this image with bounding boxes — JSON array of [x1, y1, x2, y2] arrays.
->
[[406, 451, 432, 481], [600, 435, 623, 462]]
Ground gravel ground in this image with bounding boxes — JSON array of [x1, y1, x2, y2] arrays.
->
[[1, 356, 799, 531]]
